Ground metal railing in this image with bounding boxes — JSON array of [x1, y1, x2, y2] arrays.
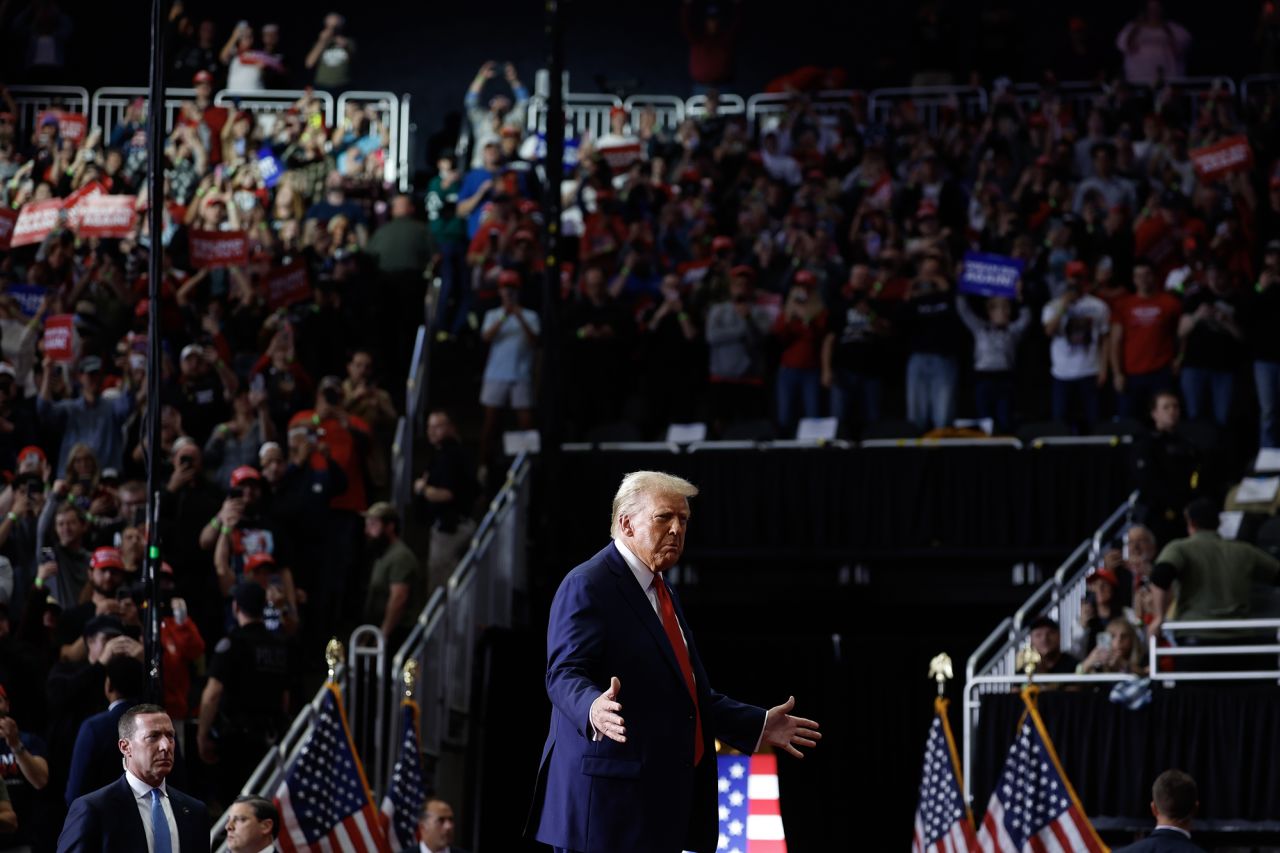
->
[[208, 623, 384, 851], [961, 491, 1136, 805], [1150, 619, 1280, 684], [390, 324, 429, 522], [15, 84, 409, 185], [5, 84, 90, 133]]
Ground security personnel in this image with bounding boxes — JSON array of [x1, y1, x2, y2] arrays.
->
[[197, 582, 292, 804]]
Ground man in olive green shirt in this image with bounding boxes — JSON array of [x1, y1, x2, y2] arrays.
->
[[362, 502, 423, 646], [1151, 498, 1280, 640]]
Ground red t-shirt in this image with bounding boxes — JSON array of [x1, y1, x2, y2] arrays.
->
[[1113, 291, 1182, 375], [773, 310, 828, 370], [287, 409, 370, 513]]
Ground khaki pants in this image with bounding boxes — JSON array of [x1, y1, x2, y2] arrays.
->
[[428, 518, 477, 594]]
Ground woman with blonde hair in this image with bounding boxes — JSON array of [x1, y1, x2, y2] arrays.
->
[[1078, 617, 1147, 676]]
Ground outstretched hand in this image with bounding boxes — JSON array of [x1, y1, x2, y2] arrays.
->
[[590, 676, 626, 743], [761, 696, 821, 759]]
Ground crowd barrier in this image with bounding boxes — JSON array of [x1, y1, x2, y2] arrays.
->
[[515, 74, 1256, 157], [11, 84, 410, 191], [963, 493, 1280, 811]]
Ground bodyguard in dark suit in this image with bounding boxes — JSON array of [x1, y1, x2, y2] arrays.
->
[[528, 471, 821, 853], [224, 795, 280, 853], [397, 797, 469, 853], [57, 703, 209, 853], [64, 656, 142, 804], [1114, 769, 1205, 852]]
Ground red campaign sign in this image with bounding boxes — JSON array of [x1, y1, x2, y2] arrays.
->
[[597, 142, 644, 172], [37, 110, 89, 144], [189, 230, 249, 268], [0, 207, 17, 252], [42, 314, 77, 363], [64, 181, 106, 229], [10, 199, 65, 248], [263, 261, 312, 310], [1190, 135, 1253, 181], [76, 195, 138, 238]]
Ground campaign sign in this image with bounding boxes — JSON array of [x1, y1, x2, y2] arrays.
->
[[263, 261, 312, 310], [597, 142, 644, 172], [6, 284, 46, 318], [257, 148, 283, 189], [76, 195, 138, 238], [10, 199, 65, 248], [189, 230, 249, 268], [0, 207, 17, 251], [43, 314, 77, 363], [1190, 135, 1253, 181], [37, 110, 89, 144], [959, 251, 1023, 298]]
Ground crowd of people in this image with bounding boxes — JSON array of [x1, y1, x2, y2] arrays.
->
[[0, 0, 1277, 846], [430, 13, 1280, 457], [0, 7, 490, 842]]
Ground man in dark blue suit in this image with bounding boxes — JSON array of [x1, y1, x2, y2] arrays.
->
[[1114, 770, 1205, 852], [396, 797, 469, 853], [64, 655, 142, 804], [57, 703, 209, 853], [528, 471, 821, 853]]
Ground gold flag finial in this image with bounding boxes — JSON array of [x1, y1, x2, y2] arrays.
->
[[928, 652, 953, 696], [1015, 641, 1042, 680], [325, 638, 345, 682], [402, 659, 419, 698]]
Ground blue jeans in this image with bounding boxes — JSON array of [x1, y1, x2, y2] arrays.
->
[[1256, 361, 1280, 448], [776, 366, 821, 435], [974, 371, 1014, 434], [830, 368, 882, 429], [432, 240, 472, 335], [1180, 366, 1233, 425], [906, 353, 958, 431], [1051, 376, 1100, 432], [1117, 367, 1174, 419]]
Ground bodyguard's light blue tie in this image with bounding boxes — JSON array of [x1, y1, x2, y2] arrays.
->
[[150, 788, 173, 853]]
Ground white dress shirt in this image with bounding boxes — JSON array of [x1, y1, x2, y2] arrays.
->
[[609, 539, 765, 750], [1154, 824, 1191, 838], [419, 843, 450, 853], [125, 769, 180, 853]]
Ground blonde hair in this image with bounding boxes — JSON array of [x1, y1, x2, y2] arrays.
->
[[610, 471, 698, 538]]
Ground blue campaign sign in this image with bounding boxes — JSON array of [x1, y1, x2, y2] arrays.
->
[[257, 148, 283, 189], [959, 251, 1023, 298], [7, 284, 46, 317]]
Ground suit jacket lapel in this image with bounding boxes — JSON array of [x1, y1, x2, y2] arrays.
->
[[112, 776, 149, 850], [603, 545, 690, 693]]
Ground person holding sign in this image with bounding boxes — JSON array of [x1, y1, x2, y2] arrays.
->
[[956, 286, 1030, 435]]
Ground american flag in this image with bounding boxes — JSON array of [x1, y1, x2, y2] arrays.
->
[[274, 683, 391, 853], [912, 699, 977, 853], [712, 754, 787, 853], [976, 694, 1107, 853], [380, 699, 426, 850]]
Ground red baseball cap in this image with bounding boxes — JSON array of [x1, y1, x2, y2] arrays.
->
[[1065, 260, 1089, 279], [497, 269, 522, 289], [17, 446, 45, 467], [193, 70, 214, 85], [244, 552, 277, 573], [1086, 567, 1118, 588], [794, 270, 817, 287], [916, 200, 939, 219], [729, 264, 757, 280], [229, 465, 262, 488], [160, 562, 174, 576], [711, 235, 734, 253], [90, 547, 126, 572]]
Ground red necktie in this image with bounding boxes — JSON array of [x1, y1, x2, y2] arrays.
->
[[653, 574, 704, 765]]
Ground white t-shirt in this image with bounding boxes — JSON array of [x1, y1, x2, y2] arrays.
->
[[227, 52, 265, 91], [1042, 294, 1110, 380]]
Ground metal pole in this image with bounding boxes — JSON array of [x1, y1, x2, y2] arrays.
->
[[142, 0, 166, 704], [539, 0, 565, 452]]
